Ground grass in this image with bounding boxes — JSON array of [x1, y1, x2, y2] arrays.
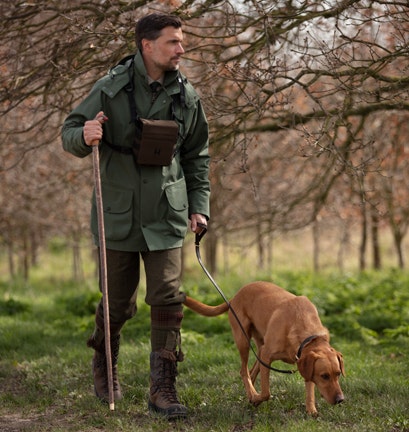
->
[[1, 248, 409, 431]]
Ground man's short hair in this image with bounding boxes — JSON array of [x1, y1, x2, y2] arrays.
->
[[135, 13, 182, 51]]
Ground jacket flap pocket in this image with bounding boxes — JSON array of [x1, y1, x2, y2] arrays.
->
[[102, 185, 133, 214], [164, 178, 188, 212]]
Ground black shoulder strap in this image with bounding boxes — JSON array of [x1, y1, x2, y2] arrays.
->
[[117, 54, 135, 66], [176, 73, 186, 108], [122, 57, 139, 124]]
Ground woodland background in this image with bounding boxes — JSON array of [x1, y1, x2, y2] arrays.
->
[[1, 0, 409, 279]]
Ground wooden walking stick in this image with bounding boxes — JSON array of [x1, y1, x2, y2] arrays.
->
[[91, 113, 115, 411]]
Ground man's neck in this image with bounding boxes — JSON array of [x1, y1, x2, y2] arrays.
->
[[142, 55, 164, 82]]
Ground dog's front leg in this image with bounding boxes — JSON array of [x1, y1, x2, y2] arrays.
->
[[305, 381, 318, 415], [248, 362, 271, 406]]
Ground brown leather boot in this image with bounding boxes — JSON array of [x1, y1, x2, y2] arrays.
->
[[88, 334, 122, 402], [148, 350, 187, 420]]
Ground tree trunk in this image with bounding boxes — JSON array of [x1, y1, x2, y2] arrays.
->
[[72, 240, 84, 281], [267, 228, 273, 274], [257, 223, 264, 270], [337, 223, 349, 273], [359, 203, 367, 271], [223, 237, 230, 275], [392, 229, 405, 269], [30, 230, 39, 267], [312, 220, 320, 273], [205, 229, 218, 275], [21, 232, 30, 281], [370, 207, 381, 269], [7, 240, 15, 279]]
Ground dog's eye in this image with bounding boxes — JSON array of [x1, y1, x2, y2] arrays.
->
[[321, 373, 330, 381]]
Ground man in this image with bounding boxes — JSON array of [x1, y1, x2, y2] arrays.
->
[[61, 13, 210, 420]]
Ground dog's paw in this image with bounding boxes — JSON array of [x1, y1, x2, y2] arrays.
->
[[249, 394, 269, 407]]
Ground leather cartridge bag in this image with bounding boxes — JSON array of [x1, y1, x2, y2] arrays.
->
[[134, 118, 179, 166]]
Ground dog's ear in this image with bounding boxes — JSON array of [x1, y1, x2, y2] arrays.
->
[[297, 351, 319, 381], [337, 351, 345, 377]]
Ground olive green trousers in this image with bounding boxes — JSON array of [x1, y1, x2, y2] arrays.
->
[[91, 248, 185, 352]]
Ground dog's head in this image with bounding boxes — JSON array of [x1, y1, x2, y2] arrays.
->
[[297, 346, 345, 405]]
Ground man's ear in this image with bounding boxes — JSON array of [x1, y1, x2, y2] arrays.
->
[[141, 38, 152, 53]]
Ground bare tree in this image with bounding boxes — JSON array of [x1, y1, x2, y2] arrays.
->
[[1, 1, 409, 276], [191, 1, 409, 270]]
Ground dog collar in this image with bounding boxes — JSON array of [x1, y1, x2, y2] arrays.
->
[[295, 335, 320, 361]]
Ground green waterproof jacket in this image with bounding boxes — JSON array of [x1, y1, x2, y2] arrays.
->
[[61, 52, 210, 252]]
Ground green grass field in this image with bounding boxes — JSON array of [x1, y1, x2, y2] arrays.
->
[[1, 246, 409, 431]]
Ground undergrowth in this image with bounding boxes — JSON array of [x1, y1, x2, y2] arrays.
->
[[0, 261, 409, 431]]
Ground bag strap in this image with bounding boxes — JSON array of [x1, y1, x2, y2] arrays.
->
[[103, 139, 133, 154], [123, 57, 139, 124]]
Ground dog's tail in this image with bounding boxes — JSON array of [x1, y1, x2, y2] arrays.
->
[[184, 296, 229, 317]]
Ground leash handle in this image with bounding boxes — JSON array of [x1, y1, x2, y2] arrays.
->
[[195, 222, 208, 245]]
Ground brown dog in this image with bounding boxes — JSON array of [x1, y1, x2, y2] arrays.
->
[[184, 281, 345, 415]]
